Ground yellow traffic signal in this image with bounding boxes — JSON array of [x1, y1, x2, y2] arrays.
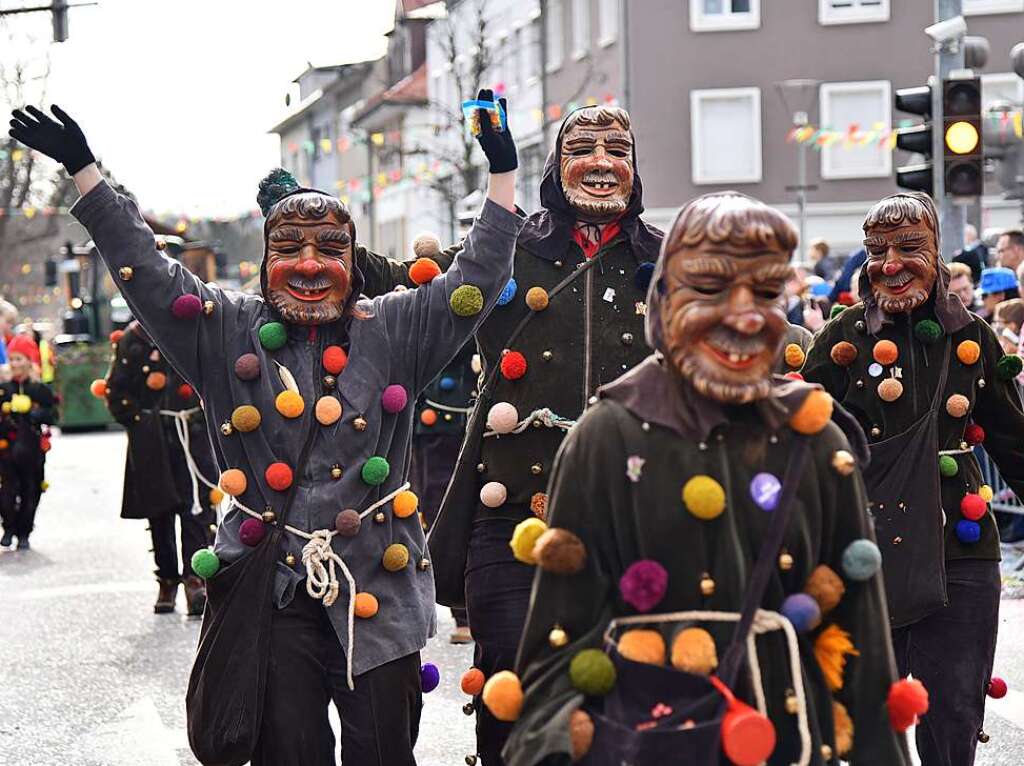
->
[[945, 120, 980, 155]]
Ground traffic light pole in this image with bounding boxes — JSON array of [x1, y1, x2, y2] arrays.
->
[[934, 0, 965, 261]]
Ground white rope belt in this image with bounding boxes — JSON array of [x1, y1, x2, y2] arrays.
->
[[605, 609, 811, 766], [483, 407, 576, 438], [229, 481, 411, 690], [159, 408, 220, 516], [938, 447, 973, 456], [423, 398, 473, 415]]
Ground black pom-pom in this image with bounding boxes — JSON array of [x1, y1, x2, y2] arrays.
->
[[257, 168, 300, 216]]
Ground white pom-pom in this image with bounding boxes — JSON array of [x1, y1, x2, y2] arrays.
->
[[413, 232, 442, 259], [480, 481, 508, 508], [487, 402, 520, 434]]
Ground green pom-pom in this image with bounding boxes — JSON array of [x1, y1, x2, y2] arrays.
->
[[450, 285, 484, 317], [914, 319, 943, 344], [569, 649, 617, 696], [829, 304, 846, 320], [259, 321, 288, 350], [191, 548, 220, 579], [939, 455, 959, 478], [997, 354, 1023, 381], [257, 168, 300, 216], [361, 456, 390, 486]]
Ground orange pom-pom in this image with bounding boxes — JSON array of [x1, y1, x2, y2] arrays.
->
[[888, 678, 929, 732], [461, 667, 486, 696], [265, 462, 294, 491], [393, 490, 419, 518], [275, 390, 305, 418], [315, 396, 342, 425], [109, 329, 125, 344], [784, 343, 806, 368], [833, 700, 854, 757], [570, 709, 595, 762], [219, 469, 247, 497], [354, 592, 379, 618], [814, 624, 859, 692], [89, 379, 108, 399], [420, 408, 438, 426], [789, 390, 833, 435], [322, 345, 349, 375], [409, 257, 442, 285], [957, 340, 981, 365], [872, 339, 899, 365], [146, 371, 167, 391], [618, 629, 666, 665], [482, 671, 524, 722]]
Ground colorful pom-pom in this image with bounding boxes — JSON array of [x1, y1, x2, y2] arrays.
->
[[784, 371, 804, 381], [619, 559, 668, 612], [191, 548, 220, 579], [618, 629, 666, 665], [525, 286, 550, 311], [381, 384, 408, 414], [914, 319, 942, 343], [209, 487, 225, 506], [461, 667, 486, 695], [480, 481, 507, 508], [533, 528, 587, 575], [265, 462, 294, 491], [109, 329, 125, 344], [833, 701, 854, 757], [873, 340, 899, 365], [781, 593, 822, 632], [955, 519, 981, 544], [635, 262, 655, 292], [234, 353, 260, 381], [219, 469, 247, 497], [315, 396, 342, 425], [450, 284, 484, 316], [439, 376, 456, 391], [671, 627, 718, 675], [382, 543, 410, 572], [965, 423, 985, 445], [888, 678, 929, 732], [784, 344, 805, 368], [804, 564, 846, 614], [335, 509, 361, 537], [500, 351, 528, 380], [497, 278, 518, 306], [789, 390, 834, 435], [409, 258, 442, 285], [482, 671, 523, 722], [487, 402, 519, 433], [420, 663, 441, 693], [988, 677, 1008, 699], [830, 304, 846, 320], [275, 390, 304, 418], [393, 490, 419, 518], [239, 518, 266, 546], [980, 484, 994, 502], [682, 475, 726, 520], [420, 408, 437, 426], [322, 345, 348, 375], [146, 371, 167, 391], [259, 321, 288, 350], [997, 354, 1023, 380], [878, 378, 904, 402], [178, 383, 194, 400], [814, 624, 859, 692], [354, 592, 379, 618], [570, 709, 595, 762], [361, 456, 390, 486], [939, 455, 959, 477], [231, 405, 261, 432], [510, 517, 549, 565], [171, 293, 203, 320], [957, 340, 981, 365], [569, 649, 616, 696], [531, 492, 548, 520], [961, 493, 987, 521], [945, 393, 970, 418], [412, 232, 442, 258], [749, 473, 781, 511], [841, 539, 882, 581], [830, 341, 858, 367], [89, 379, 107, 399]]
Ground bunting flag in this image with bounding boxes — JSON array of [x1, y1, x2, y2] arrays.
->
[[788, 111, 1023, 151]]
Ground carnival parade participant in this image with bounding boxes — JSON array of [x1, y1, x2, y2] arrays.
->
[[100, 319, 218, 615], [497, 192, 912, 766], [9, 92, 521, 766], [428, 104, 662, 765], [802, 192, 1024, 766], [0, 334, 56, 550]]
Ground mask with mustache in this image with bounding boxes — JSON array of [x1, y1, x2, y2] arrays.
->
[[559, 111, 635, 223], [863, 217, 938, 316]]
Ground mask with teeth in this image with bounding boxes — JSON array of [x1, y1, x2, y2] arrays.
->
[[863, 196, 938, 316], [658, 193, 797, 404], [559, 107, 635, 223], [264, 192, 354, 325]]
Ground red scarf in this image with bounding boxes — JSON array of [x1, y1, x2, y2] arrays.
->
[[572, 221, 622, 260]]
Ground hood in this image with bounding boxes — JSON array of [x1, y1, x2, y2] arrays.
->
[[517, 107, 662, 264]]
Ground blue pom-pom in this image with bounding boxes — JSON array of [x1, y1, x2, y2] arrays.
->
[[841, 538, 882, 581], [780, 593, 821, 632], [635, 263, 655, 293], [497, 278, 518, 306], [420, 662, 441, 693], [955, 519, 981, 544], [439, 376, 456, 391]]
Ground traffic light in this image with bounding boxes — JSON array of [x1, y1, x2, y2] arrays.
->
[[942, 76, 983, 198], [894, 85, 934, 194], [52, 0, 68, 43]]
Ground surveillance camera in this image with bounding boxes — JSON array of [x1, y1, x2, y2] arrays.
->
[[924, 15, 966, 44]]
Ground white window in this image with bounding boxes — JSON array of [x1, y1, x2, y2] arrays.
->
[[546, 0, 564, 72], [982, 72, 1024, 110], [963, 0, 1024, 15], [571, 0, 590, 59], [690, 87, 762, 184], [525, 19, 542, 83], [690, 0, 760, 32], [599, 0, 619, 45], [819, 80, 892, 180], [818, 0, 889, 25]]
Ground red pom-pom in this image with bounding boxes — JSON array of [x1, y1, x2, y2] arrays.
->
[[265, 462, 294, 491], [500, 351, 527, 381], [784, 372, 804, 381], [109, 330, 125, 344], [323, 345, 348, 375], [888, 678, 929, 732], [837, 291, 855, 306], [988, 677, 1008, 699], [177, 383, 194, 400], [960, 493, 987, 521], [964, 423, 986, 446]]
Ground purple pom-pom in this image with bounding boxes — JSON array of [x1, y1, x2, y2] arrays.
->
[[420, 662, 440, 693], [234, 353, 261, 381], [381, 384, 408, 414], [239, 518, 266, 547], [780, 593, 821, 632], [619, 559, 668, 613], [172, 293, 203, 320]]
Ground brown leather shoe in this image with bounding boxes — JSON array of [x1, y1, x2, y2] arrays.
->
[[183, 575, 207, 617], [154, 577, 178, 614]]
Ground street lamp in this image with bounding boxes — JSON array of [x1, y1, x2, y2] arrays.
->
[[775, 79, 821, 265]]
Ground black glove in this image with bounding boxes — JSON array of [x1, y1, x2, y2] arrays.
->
[[473, 89, 517, 174], [8, 105, 95, 176]]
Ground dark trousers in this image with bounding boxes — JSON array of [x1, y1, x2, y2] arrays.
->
[[465, 514, 537, 766], [252, 588, 423, 766], [149, 507, 211, 580], [0, 462, 43, 538], [891, 559, 1001, 766]]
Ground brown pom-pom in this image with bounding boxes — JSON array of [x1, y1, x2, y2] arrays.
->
[[531, 492, 548, 520], [569, 709, 595, 762], [412, 232, 442, 258], [804, 564, 846, 614], [833, 700, 854, 757], [830, 341, 858, 367], [945, 394, 970, 418], [877, 378, 903, 403], [618, 629, 666, 665], [534, 527, 587, 575]]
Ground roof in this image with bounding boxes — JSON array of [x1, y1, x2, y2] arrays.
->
[[352, 63, 427, 125], [269, 60, 379, 135]]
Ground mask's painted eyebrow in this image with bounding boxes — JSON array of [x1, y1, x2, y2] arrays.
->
[[863, 235, 887, 248], [677, 257, 736, 277], [269, 226, 303, 243], [752, 263, 794, 281], [893, 231, 929, 244], [316, 228, 351, 244], [605, 132, 633, 145]]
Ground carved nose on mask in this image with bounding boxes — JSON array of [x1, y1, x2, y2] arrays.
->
[[882, 261, 903, 276], [724, 312, 765, 335], [295, 259, 323, 278]]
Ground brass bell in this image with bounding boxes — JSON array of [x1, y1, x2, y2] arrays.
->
[[855, 379, 864, 389], [554, 260, 563, 268], [331, 465, 343, 480], [221, 422, 234, 436], [821, 744, 833, 760], [374, 511, 386, 524], [203, 300, 215, 315], [285, 553, 296, 567], [208, 524, 218, 534], [548, 625, 568, 648], [621, 332, 634, 346], [542, 350, 553, 361], [323, 375, 337, 391], [831, 450, 855, 476], [444, 413, 453, 422], [870, 426, 881, 438], [133, 414, 141, 422], [353, 416, 368, 432], [463, 702, 475, 716], [531, 463, 543, 475], [155, 238, 167, 251], [978, 730, 990, 743], [978, 378, 986, 389], [476, 462, 486, 473], [119, 266, 134, 281], [418, 557, 431, 570], [784, 690, 799, 715], [779, 551, 794, 571], [465, 756, 479, 766], [262, 509, 276, 523], [142, 365, 150, 373], [700, 574, 715, 596]]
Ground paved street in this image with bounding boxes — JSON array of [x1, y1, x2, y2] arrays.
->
[[2, 429, 1024, 765]]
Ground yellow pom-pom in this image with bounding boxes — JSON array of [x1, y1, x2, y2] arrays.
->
[[354, 592, 379, 618], [682, 475, 726, 520], [208, 487, 225, 506], [382, 543, 410, 572], [618, 629, 666, 665], [790, 390, 834, 435], [510, 517, 549, 564], [219, 469, 247, 497], [231, 405, 262, 432], [393, 490, 419, 518], [10, 393, 32, 413], [957, 340, 981, 365], [784, 343, 805, 368], [671, 627, 718, 675], [980, 484, 994, 502], [814, 623, 860, 692], [275, 390, 305, 418], [1, 402, 10, 414], [482, 671, 524, 722], [525, 286, 550, 311]]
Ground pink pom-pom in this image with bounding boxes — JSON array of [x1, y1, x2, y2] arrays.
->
[[239, 518, 266, 546], [171, 294, 203, 320], [479, 481, 508, 508], [988, 677, 1008, 699], [487, 402, 519, 434], [619, 559, 669, 613], [381, 384, 408, 414]]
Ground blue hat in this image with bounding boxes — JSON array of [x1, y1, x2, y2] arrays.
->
[[979, 267, 1018, 296]]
